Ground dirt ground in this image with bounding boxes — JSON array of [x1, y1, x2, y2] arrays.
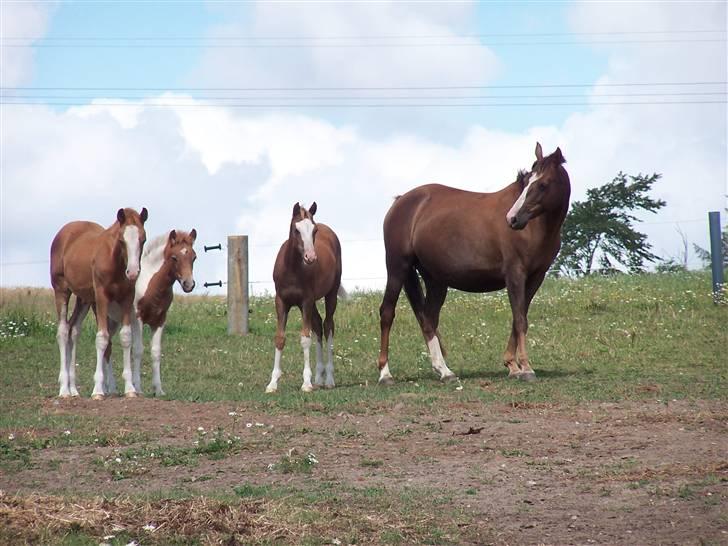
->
[[2, 396, 727, 545]]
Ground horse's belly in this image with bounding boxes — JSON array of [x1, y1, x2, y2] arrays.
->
[[415, 239, 505, 293]]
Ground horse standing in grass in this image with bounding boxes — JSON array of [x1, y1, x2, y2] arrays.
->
[[50, 207, 148, 399], [377, 143, 570, 384], [266, 202, 344, 393], [102, 229, 197, 397]]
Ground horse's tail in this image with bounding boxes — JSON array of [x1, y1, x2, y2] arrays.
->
[[337, 284, 350, 301]]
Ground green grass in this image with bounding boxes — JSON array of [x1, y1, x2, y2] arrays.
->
[[1, 272, 726, 544], [1, 271, 726, 419]]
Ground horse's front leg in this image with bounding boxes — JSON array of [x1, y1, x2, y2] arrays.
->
[[505, 272, 536, 382], [131, 317, 144, 393], [119, 299, 138, 397], [300, 301, 314, 393], [150, 325, 165, 396], [92, 296, 110, 400], [266, 295, 289, 393]]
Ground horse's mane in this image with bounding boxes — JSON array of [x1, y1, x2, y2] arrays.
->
[[516, 169, 529, 188], [142, 231, 170, 260]]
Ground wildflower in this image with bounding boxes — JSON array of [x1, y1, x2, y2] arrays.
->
[[63, 430, 71, 436], [143, 524, 156, 531], [115, 457, 122, 464], [246, 423, 253, 428], [7, 434, 14, 441], [228, 411, 238, 417], [197, 426, 204, 432]]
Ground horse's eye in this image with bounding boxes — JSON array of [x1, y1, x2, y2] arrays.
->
[[172, 255, 178, 261]]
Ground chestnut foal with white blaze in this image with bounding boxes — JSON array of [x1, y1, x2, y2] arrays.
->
[[50, 207, 148, 399], [102, 230, 197, 397], [267, 202, 344, 393]]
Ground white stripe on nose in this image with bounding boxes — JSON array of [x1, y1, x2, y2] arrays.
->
[[123, 225, 141, 278], [295, 218, 317, 262], [506, 171, 542, 223]]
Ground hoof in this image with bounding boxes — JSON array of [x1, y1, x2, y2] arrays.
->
[[153, 390, 165, 397], [325, 383, 335, 390], [91, 394, 104, 401], [58, 393, 71, 399], [440, 374, 459, 384], [301, 384, 314, 393], [507, 372, 521, 380], [124, 391, 138, 398], [265, 386, 277, 394], [378, 376, 395, 386], [519, 372, 537, 383]]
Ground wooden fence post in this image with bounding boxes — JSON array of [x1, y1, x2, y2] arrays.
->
[[227, 235, 249, 335]]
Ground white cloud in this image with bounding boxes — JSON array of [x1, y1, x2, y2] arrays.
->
[[1, 1, 725, 295], [0, 1, 56, 87]]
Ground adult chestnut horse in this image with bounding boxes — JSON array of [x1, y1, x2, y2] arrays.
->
[[50, 207, 148, 399], [377, 143, 570, 384], [101, 229, 197, 397], [266, 202, 344, 393]]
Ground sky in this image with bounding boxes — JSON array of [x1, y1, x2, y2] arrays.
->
[[1, 0, 726, 296]]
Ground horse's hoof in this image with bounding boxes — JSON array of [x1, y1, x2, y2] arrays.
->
[[441, 374, 459, 383], [265, 386, 277, 394], [378, 376, 395, 386], [58, 393, 71, 399], [301, 384, 314, 393], [154, 391, 165, 397], [91, 394, 104, 401], [507, 372, 521, 380], [325, 383, 335, 390], [519, 372, 537, 382], [124, 391, 138, 398]]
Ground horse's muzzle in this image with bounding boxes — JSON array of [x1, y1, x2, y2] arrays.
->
[[303, 252, 317, 265], [507, 215, 527, 231], [181, 279, 196, 293]]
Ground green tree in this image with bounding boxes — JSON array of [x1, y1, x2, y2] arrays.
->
[[554, 172, 666, 276], [693, 226, 728, 269]]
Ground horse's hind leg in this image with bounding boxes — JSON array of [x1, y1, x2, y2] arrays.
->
[[67, 299, 90, 397], [322, 290, 338, 389], [378, 264, 408, 385], [311, 305, 325, 387], [55, 289, 72, 398], [420, 277, 457, 382], [266, 295, 289, 393], [103, 319, 120, 395]]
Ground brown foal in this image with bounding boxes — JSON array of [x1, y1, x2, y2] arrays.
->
[[50, 207, 148, 399], [266, 202, 344, 393]]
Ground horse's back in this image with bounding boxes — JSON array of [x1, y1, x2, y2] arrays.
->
[[50, 221, 104, 296]]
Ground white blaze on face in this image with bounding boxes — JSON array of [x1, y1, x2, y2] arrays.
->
[[123, 225, 142, 279], [295, 218, 317, 263], [506, 171, 542, 224]]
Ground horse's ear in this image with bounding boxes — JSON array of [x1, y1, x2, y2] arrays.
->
[[117, 208, 126, 224], [309, 201, 317, 216], [553, 147, 566, 164], [190, 228, 197, 243], [292, 202, 301, 218], [140, 207, 148, 223], [169, 230, 177, 244], [535, 142, 543, 161]]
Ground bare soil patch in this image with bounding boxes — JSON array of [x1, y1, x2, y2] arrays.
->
[[2, 397, 726, 545]]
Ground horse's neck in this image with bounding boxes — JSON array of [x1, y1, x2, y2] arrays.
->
[[284, 234, 303, 270], [148, 260, 176, 296], [102, 225, 126, 271]]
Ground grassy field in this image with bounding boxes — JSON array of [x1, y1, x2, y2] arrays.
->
[[0, 271, 726, 544]]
